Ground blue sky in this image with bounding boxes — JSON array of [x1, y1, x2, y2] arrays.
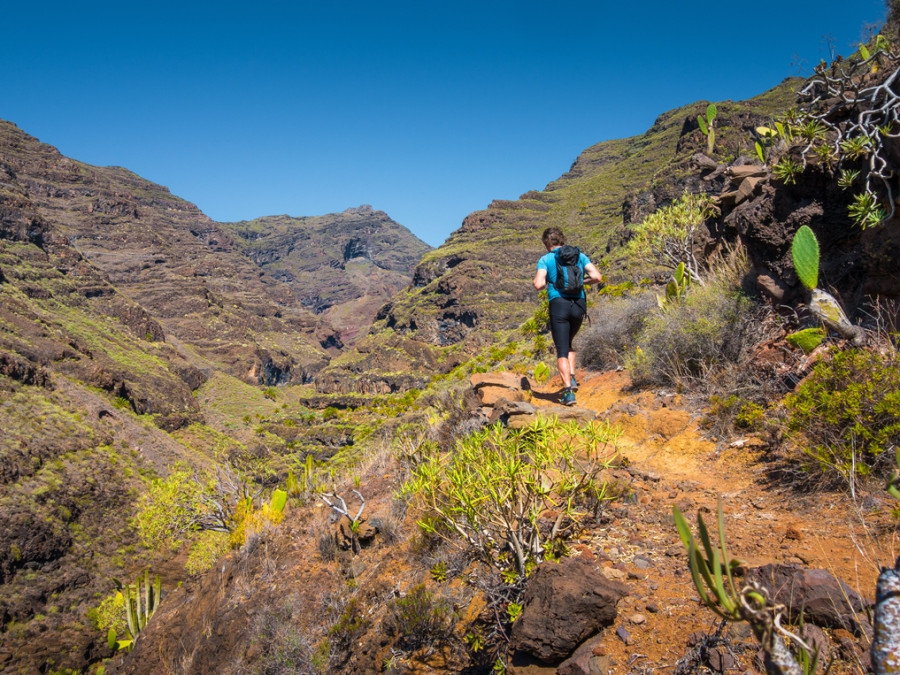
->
[[1, 1, 887, 247]]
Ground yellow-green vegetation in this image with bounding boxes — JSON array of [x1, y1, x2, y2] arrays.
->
[[400, 417, 620, 579], [107, 570, 163, 652], [91, 589, 128, 639], [785, 327, 826, 353], [625, 191, 719, 284], [195, 372, 282, 425], [136, 463, 291, 573], [134, 466, 209, 552], [50, 303, 170, 376], [627, 263, 756, 387], [169, 423, 247, 463], [184, 530, 230, 575], [784, 347, 900, 481]]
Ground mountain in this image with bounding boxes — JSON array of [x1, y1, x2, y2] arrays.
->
[[219, 206, 431, 345], [0, 119, 341, 388], [0, 120, 427, 672], [4, 21, 900, 670], [315, 81, 804, 394]]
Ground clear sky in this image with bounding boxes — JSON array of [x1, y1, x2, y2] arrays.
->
[[1, 1, 888, 247]]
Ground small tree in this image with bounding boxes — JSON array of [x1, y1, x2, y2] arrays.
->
[[626, 192, 719, 285]]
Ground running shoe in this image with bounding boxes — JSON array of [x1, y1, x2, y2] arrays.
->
[[570, 375, 578, 391], [560, 389, 576, 406]]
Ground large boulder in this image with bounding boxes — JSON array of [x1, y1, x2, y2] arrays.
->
[[510, 557, 628, 664]]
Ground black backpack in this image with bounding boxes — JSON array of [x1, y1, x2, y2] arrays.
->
[[554, 245, 584, 296]]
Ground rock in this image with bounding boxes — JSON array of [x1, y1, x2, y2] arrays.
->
[[728, 165, 768, 179], [633, 555, 653, 569], [556, 635, 611, 675], [510, 557, 628, 663], [733, 175, 763, 205], [488, 399, 538, 425], [470, 372, 528, 391], [600, 567, 627, 582], [745, 564, 867, 633], [336, 515, 377, 550], [708, 645, 735, 671], [801, 624, 830, 664], [476, 385, 526, 406]]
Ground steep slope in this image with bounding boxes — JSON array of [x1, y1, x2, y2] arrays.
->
[[0, 122, 424, 672], [220, 206, 432, 345], [317, 81, 802, 393], [109, 370, 890, 675], [0, 120, 338, 386], [0, 161, 215, 670]]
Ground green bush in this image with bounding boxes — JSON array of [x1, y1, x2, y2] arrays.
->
[[135, 467, 210, 551], [784, 348, 900, 481], [629, 282, 757, 388], [387, 584, 455, 650], [625, 192, 718, 281], [185, 530, 231, 575], [706, 395, 766, 435], [400, 417, 620, 579]]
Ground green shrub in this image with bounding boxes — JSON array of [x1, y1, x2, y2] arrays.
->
[[625, 192, 718, 282], [387, 584, 455, 650], [784, 348, 900, 481], [135, 467, 209, 551], [327, 598, 369, 654], [185, 530, 230, 575], [92, 590, 128, 636], [400, 417, 620, 579], [706, 395, 766, 434], [629, 283, 757, 388]]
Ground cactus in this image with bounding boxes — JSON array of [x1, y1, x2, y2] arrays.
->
[[697, 103, 717, 155], [113, 570, 162, 651], [791, 225, 819, 291], [790, 227, 864, 346], [658, 261, 691, 307], [785, 327, 826, 353], [270, 488, 288, 514], [285, 469, 300, 496], [302, 453, 316, 493]]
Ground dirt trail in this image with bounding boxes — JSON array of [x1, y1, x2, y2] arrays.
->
[[528, 369, 896, 673]]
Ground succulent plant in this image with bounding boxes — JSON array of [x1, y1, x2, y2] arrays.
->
[[791, 225, 819, 291]]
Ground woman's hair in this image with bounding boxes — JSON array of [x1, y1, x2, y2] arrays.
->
[[542, 227, 566, 248]]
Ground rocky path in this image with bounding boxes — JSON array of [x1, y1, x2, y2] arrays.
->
[[524, 369, 894, 674]]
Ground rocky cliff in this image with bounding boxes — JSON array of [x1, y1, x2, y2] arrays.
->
[[220, 206, 431, 344], [0, 120, 342, 387]]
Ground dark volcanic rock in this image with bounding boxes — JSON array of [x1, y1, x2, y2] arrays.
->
[[745, 564, 868, 633], [510, 557, 628, 664]]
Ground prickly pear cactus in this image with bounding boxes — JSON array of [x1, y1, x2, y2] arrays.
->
[[791, 225, 819, 291]]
